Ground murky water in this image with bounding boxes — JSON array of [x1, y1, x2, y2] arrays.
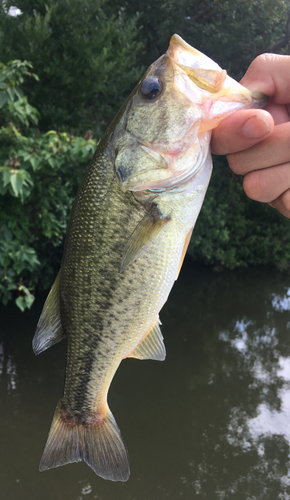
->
[[1, 260, 290, 499]]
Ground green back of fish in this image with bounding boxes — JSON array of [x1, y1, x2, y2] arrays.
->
[[59, 134, 146, 409]]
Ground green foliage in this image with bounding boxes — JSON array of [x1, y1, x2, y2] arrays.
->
[[0, 59, 39, 124], [0, 0, 290, 311], [0, 60, 97, 309], [106, 0, 290, 270], [0, 0, 144, 136], [105, 0, 289, 77]]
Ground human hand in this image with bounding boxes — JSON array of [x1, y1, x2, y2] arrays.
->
[[211, 54, 290, 218]]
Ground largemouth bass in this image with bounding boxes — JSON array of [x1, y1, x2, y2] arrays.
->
[[33, 34, 266, 481]]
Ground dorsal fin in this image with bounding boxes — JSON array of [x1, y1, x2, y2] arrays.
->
[[32, 271, 65, 355], [120, 205, 170, 273], [127, 317, 166, 361]]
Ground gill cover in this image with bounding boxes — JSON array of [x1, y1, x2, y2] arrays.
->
[[113, 34, 266, 195]]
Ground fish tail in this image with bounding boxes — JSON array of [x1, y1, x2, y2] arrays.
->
[[39, 401, 130, 481]]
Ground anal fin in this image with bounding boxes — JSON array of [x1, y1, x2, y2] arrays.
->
[[120, 205, 170, 273], [32, 271, 65, 355], [127, 317, 166, 361], [176, 228, 193, 280]]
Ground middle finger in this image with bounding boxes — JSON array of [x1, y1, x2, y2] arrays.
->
[[228, 122, 290, 175], [243, 161, 290, 203]]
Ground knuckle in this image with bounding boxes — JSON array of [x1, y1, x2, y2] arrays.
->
[[281, 189, 290, 212], [250, 54, 265, 70], [227, 153, 245, 175], [249, 53, 275, 71], [243, 171, 264, 201]]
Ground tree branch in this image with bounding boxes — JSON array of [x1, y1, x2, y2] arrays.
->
[[191, 0, 225, 23], [254, 11, 290, 57]]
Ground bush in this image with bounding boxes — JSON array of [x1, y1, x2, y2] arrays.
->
[[0, 0, 144, 136], [0, 60, 97, 309]]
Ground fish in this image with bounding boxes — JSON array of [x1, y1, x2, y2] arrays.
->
[[32, 34, 266, 481]]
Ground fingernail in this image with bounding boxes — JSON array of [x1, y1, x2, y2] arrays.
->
[[243, 115, 270, 139]]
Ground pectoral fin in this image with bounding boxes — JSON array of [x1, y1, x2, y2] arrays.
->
[[32, 271, 65, 355], [127, 317, 166, 361], [120, 205, 170, 272]]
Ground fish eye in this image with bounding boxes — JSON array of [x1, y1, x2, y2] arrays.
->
[[140, 78, 163, 100]]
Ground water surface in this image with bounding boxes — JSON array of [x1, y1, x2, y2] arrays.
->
[[1, 261, 290, 499]]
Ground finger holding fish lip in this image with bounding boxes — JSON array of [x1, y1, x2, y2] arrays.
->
[[212, 53, 290, 157], [212, 53, 290, 218], [213, 116, 290, 215], [211, 109, 274, 155], [240, 53, 290, 104], [227, 121, 290, 175]]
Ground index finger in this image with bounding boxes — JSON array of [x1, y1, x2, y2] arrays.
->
[[240, 53, 290, 104], [211, 54, 290, 155]]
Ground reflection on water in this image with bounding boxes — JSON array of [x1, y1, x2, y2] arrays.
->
[[1, 261, 290, 499], [78, 480, 93, 499], [272, 289, 290, 312], [0, 342, 18, 392]]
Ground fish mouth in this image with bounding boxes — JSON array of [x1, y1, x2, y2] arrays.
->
[[117, 35, 268, 196], [167, 34, 268, 111]]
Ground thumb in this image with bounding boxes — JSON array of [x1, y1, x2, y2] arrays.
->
[[211, 109, 274, 155]]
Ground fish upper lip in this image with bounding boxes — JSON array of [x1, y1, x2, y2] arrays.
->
[[167, 35, 268, 105]]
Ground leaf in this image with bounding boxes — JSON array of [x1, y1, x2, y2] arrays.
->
[[14, 88, 24, 100], [15, 296, 26, 311], [6, 87, 15, 102], [0, 92, 8, 108], [10, 173, 23, 197], [3, 170, 11, 188], [45, 131, 58, 136], [29, 156, 40, 170], [47, 157, 56, 168], [15, 286, 35, 311]]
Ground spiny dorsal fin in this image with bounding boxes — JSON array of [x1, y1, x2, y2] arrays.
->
[[32, 271, 65, 355], [127, 317, 166, 361], [120, 205, 170, 273]]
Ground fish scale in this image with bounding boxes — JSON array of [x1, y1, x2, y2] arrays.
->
[[60, 153, 150, 413], [63, 152, 192, 411], [33, 34, 267, 481]]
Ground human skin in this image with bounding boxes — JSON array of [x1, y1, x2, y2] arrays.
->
[[211, 54, 290, 219]]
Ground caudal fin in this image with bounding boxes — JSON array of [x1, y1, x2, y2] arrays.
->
[[39, 402, 130, 481]]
